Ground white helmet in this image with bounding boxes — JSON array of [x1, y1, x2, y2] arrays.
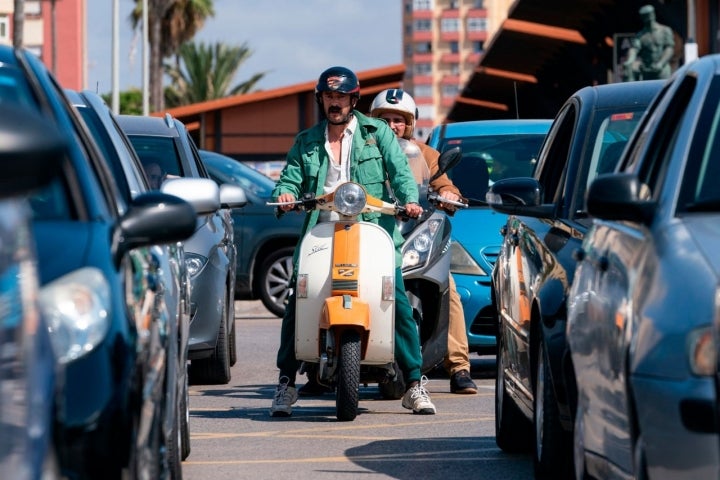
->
[[370, 89, 418, 139]]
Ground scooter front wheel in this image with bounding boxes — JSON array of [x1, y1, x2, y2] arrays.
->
[[336, 329, 361, 421]]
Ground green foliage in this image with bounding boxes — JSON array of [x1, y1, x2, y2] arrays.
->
[[100, 89, 144, 115], [164, 41, 266, 107]]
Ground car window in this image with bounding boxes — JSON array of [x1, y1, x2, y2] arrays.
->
[[538, 105, 576, 204], [204, 155, 275, 197], [440, 133, 546, 201], [679, 75, 720, 213], [76, 106, 133, 205], [128, 135, 184, 183], [575, 106, 648, 214]]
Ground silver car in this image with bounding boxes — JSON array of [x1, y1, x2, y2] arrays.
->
[[568, 54, 720, 479], [66, 89, 226, 470], [117, 114, 247, 385]]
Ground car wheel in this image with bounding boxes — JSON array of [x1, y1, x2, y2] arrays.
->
[[534, 340, 571, 479], [228, 291, 237, 366], [179, 364, 191, 460], [258, 246, 294, 318], [189, 288, 231, 384], [633, 433, 649, 480], [495, 330, 531, 453], [573, 401, 589, 480]]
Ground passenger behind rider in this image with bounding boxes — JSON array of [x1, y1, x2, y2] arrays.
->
[[370, 89, 478, 395], [269, 66, 438, 417]]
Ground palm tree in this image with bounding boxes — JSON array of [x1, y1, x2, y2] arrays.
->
[[164, 41, 265, 107], [131, 0, 214, 112]]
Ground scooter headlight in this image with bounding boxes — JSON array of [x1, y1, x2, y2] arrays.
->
[[402, 218, 444, 271], [334, 182, 366, 217]]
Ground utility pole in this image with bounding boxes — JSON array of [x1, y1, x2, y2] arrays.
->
[[142, 0, 150, 115], [12, 0, 24, 48], [112, 0, 120, 113], [685, 0, 698, 63]]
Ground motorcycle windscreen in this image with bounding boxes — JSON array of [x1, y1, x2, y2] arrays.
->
[[295, 221, 395, 364]]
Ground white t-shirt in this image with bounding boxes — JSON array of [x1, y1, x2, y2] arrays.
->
[[320, 116, 358, 222]]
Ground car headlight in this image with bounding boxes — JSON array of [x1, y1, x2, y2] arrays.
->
[[333, 182, 367, 217], [39, 267, 111, 364], [402, 218, 443, 271], [449, 241, 487, 276], [185, 252, 208, 277]]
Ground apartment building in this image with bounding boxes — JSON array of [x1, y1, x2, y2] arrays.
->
[[0, 0, 86, 90], [402, 0, 513, 139]]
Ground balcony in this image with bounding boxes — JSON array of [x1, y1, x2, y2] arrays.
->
[[413, 53, 434, 64], [466, 30, 488, 41], [465, 52, 482, 64], [413, 30, 433, 42], [412, 9, 433, 19], [441, 52, 461, 64], [440, 31, 460, 42]]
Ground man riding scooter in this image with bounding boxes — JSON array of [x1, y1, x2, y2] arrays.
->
[[269, 66, 437, 417]]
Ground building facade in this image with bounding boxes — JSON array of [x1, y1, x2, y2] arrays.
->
[[0, 0, 86, 90], [402, 0, 514, 139]]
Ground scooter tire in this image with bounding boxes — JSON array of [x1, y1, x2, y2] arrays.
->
[[336, 330, 361, 422]]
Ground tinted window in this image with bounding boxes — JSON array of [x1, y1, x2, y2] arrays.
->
[[440, 133, 546, 201], [127, 135, 184, 184]]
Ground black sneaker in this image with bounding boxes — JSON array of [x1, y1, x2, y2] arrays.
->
[[298, 379, 334, 397], [450, 370, 477, 394]]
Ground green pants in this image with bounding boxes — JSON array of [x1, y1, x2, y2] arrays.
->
[[276, 267, 422, 386]]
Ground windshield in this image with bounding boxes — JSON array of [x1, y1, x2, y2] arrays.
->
[[439, 133, 547, 202]]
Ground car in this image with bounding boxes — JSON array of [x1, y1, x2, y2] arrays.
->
[[0, 105, 64, 480], [0, 45, 198, 478], [426, 120, 552, 355], [199, 149, 304, 317], [487, 79, 663, 477], [117, 113, 247, 385], [66, 89, 224, 469], [567, 55, 720, 479]]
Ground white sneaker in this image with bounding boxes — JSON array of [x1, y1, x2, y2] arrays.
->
[[270, 376, 298, 417], [401, 375, 436, 415]]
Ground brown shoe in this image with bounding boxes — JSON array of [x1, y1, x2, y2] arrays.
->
[[450, 370, 477, 394]]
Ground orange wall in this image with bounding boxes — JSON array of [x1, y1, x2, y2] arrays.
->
[[42, 0, 85, 90]]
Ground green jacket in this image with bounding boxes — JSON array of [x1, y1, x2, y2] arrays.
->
[[272, 111, 418, 265]]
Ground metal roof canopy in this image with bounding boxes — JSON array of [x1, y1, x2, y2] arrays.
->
[[447, 0, 652, 122]]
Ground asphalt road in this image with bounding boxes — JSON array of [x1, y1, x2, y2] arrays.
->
[[181, 301, 533, 480]]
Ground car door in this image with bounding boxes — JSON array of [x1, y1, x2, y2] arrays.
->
[[573, 75, 692, 474]]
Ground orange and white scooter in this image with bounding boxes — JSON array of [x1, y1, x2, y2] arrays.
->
[[269, 182, 401, 421]]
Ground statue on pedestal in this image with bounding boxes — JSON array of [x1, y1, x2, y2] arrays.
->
[[623, 5, 675, 81]]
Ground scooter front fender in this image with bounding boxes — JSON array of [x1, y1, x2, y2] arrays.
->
[[321, 295, 370, 358]]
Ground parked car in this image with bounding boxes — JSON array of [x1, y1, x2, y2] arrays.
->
[[66, 89, 220, 469], [567, 55, 720, 480], [426, 120, 552, 354], [0, 45, 198, 479], [117, 114, 247, 385], [487, 80, 663, 478], [0, 105, 64, 480], [199, 149, 304, 317]]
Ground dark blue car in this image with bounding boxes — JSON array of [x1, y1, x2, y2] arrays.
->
[[0, 45, 197, 479]]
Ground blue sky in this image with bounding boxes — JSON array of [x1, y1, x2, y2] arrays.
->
[[86, 0, 402, 95]]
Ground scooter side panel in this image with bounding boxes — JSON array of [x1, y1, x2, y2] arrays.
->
[[295, 221, 395, 364], [358, 223, 395, 364]]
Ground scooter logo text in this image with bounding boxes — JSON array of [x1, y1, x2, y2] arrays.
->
[[308, 244, 329, 256]]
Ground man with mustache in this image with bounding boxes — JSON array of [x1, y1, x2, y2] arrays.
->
[[269, 66, 437, 417]]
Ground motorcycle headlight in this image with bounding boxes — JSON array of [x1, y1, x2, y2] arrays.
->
[[39, 267, 111, 364], [402, 218, 443, 271], [334, 182, 366, 217]]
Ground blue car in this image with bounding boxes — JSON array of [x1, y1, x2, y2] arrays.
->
[[426, 120, 551, 354]]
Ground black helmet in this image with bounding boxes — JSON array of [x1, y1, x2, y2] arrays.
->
[[315, 66, 360, 101]]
